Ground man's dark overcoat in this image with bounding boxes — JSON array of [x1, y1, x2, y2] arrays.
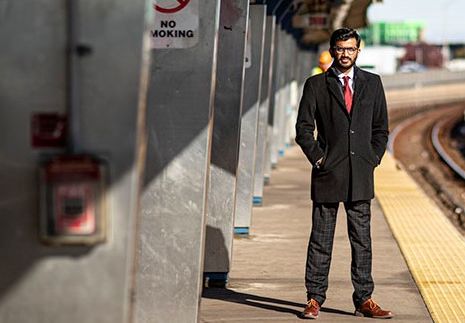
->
[[295, 66, 389, 203]]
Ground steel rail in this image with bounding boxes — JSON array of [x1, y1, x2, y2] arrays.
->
[[431, 118, 465, 181]]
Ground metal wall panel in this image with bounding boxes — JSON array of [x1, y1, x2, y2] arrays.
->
[[0, 1, 150, 322]]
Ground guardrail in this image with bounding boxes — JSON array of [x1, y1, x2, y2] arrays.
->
[[381, 69, 465, 90]]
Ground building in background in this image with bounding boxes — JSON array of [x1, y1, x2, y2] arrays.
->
[[359, 21, 425, 46], [357, 20, 450, 73]]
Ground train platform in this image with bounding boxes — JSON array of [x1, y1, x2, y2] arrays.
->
[[200, 145, 436, 322]]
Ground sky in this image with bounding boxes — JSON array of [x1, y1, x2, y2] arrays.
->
[[368, 0, 465, 44]]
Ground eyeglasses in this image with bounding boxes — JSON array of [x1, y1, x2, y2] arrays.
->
[[333, 46, 359, 55]]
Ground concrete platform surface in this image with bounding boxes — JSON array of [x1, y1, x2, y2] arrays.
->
[[200, 145, 432, 322]]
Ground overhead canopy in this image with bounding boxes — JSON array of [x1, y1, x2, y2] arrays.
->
[[253, 0, 378, 49]]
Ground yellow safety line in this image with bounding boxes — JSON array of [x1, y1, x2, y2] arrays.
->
[[375, 153, 465, 323]]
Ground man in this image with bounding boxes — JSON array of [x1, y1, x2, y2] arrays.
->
[[295, 28, 393, 319]]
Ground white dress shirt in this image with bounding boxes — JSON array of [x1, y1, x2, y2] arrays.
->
[[335, 67, 354, 93]]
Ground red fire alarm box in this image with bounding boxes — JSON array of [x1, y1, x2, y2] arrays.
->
[[39, 155, 108, 245]]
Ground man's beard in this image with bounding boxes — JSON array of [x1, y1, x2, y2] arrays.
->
[[336, 56, 357, 70]]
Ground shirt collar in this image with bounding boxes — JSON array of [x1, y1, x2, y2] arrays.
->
[[334, 67, 354, 80]]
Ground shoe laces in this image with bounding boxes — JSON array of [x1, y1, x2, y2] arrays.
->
[[367, 299, 380, 311], [307, 299, 319, 308]]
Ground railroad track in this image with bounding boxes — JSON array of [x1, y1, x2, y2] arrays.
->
[[388, 102, 465, 233], [431, 116, 465, 181]]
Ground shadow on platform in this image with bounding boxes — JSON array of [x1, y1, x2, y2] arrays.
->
[[202, 288, 354, 318]]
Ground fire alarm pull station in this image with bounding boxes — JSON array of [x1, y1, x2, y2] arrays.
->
[[39, 155, 107, 245]]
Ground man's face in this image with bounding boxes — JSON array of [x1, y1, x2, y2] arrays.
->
[[330, 38, 360, 73]]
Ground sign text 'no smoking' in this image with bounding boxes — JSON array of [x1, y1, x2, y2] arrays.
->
[[151, 0, 199, 49]]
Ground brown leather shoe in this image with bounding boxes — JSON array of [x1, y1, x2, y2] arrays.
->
[[355, 299, 393, 319], [301, 298, 320, 319]]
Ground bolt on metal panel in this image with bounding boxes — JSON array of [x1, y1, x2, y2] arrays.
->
[[204, 0, 250, 283], [134, 1, 221, 322], [233, 4, 266, 232]]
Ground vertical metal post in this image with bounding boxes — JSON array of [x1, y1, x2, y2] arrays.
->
[[253, 14, 275, 206], [233, 4, 266, 234], [278, 33, 291, 155], [204, 0, 250, 286], [285, 38, 299, 148], [264, 18, 278, 183], [134, 1, 221, 322], [270, 27, 283, 168]]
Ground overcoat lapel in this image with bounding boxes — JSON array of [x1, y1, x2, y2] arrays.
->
[[351, 66, 367, 118], [325, 72, 349, 118]]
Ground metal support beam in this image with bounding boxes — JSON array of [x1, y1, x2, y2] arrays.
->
[[204, 0, 250, 287], [134, 1, 221, 322], [270, 28, 286, 166], [253, 15, 276, 206], [264, 20, 279, 183], [278, 32, 292, 155], [234, 4, 266, 235]]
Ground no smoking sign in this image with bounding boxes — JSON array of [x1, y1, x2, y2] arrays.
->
[[150, 0, 199, 49]]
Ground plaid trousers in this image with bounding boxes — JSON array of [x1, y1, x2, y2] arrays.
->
[[305, 200, 374, 307]]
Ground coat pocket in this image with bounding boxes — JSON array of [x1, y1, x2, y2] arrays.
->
[[368, 148, 380, 165], [321, 145, 329, 167], [358, 151, 378, 167]]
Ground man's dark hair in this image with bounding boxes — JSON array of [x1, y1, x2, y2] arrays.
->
[[330, 28, 361, 48]]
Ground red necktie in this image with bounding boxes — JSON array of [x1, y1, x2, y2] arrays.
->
[[343, 75, 353, 113]]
